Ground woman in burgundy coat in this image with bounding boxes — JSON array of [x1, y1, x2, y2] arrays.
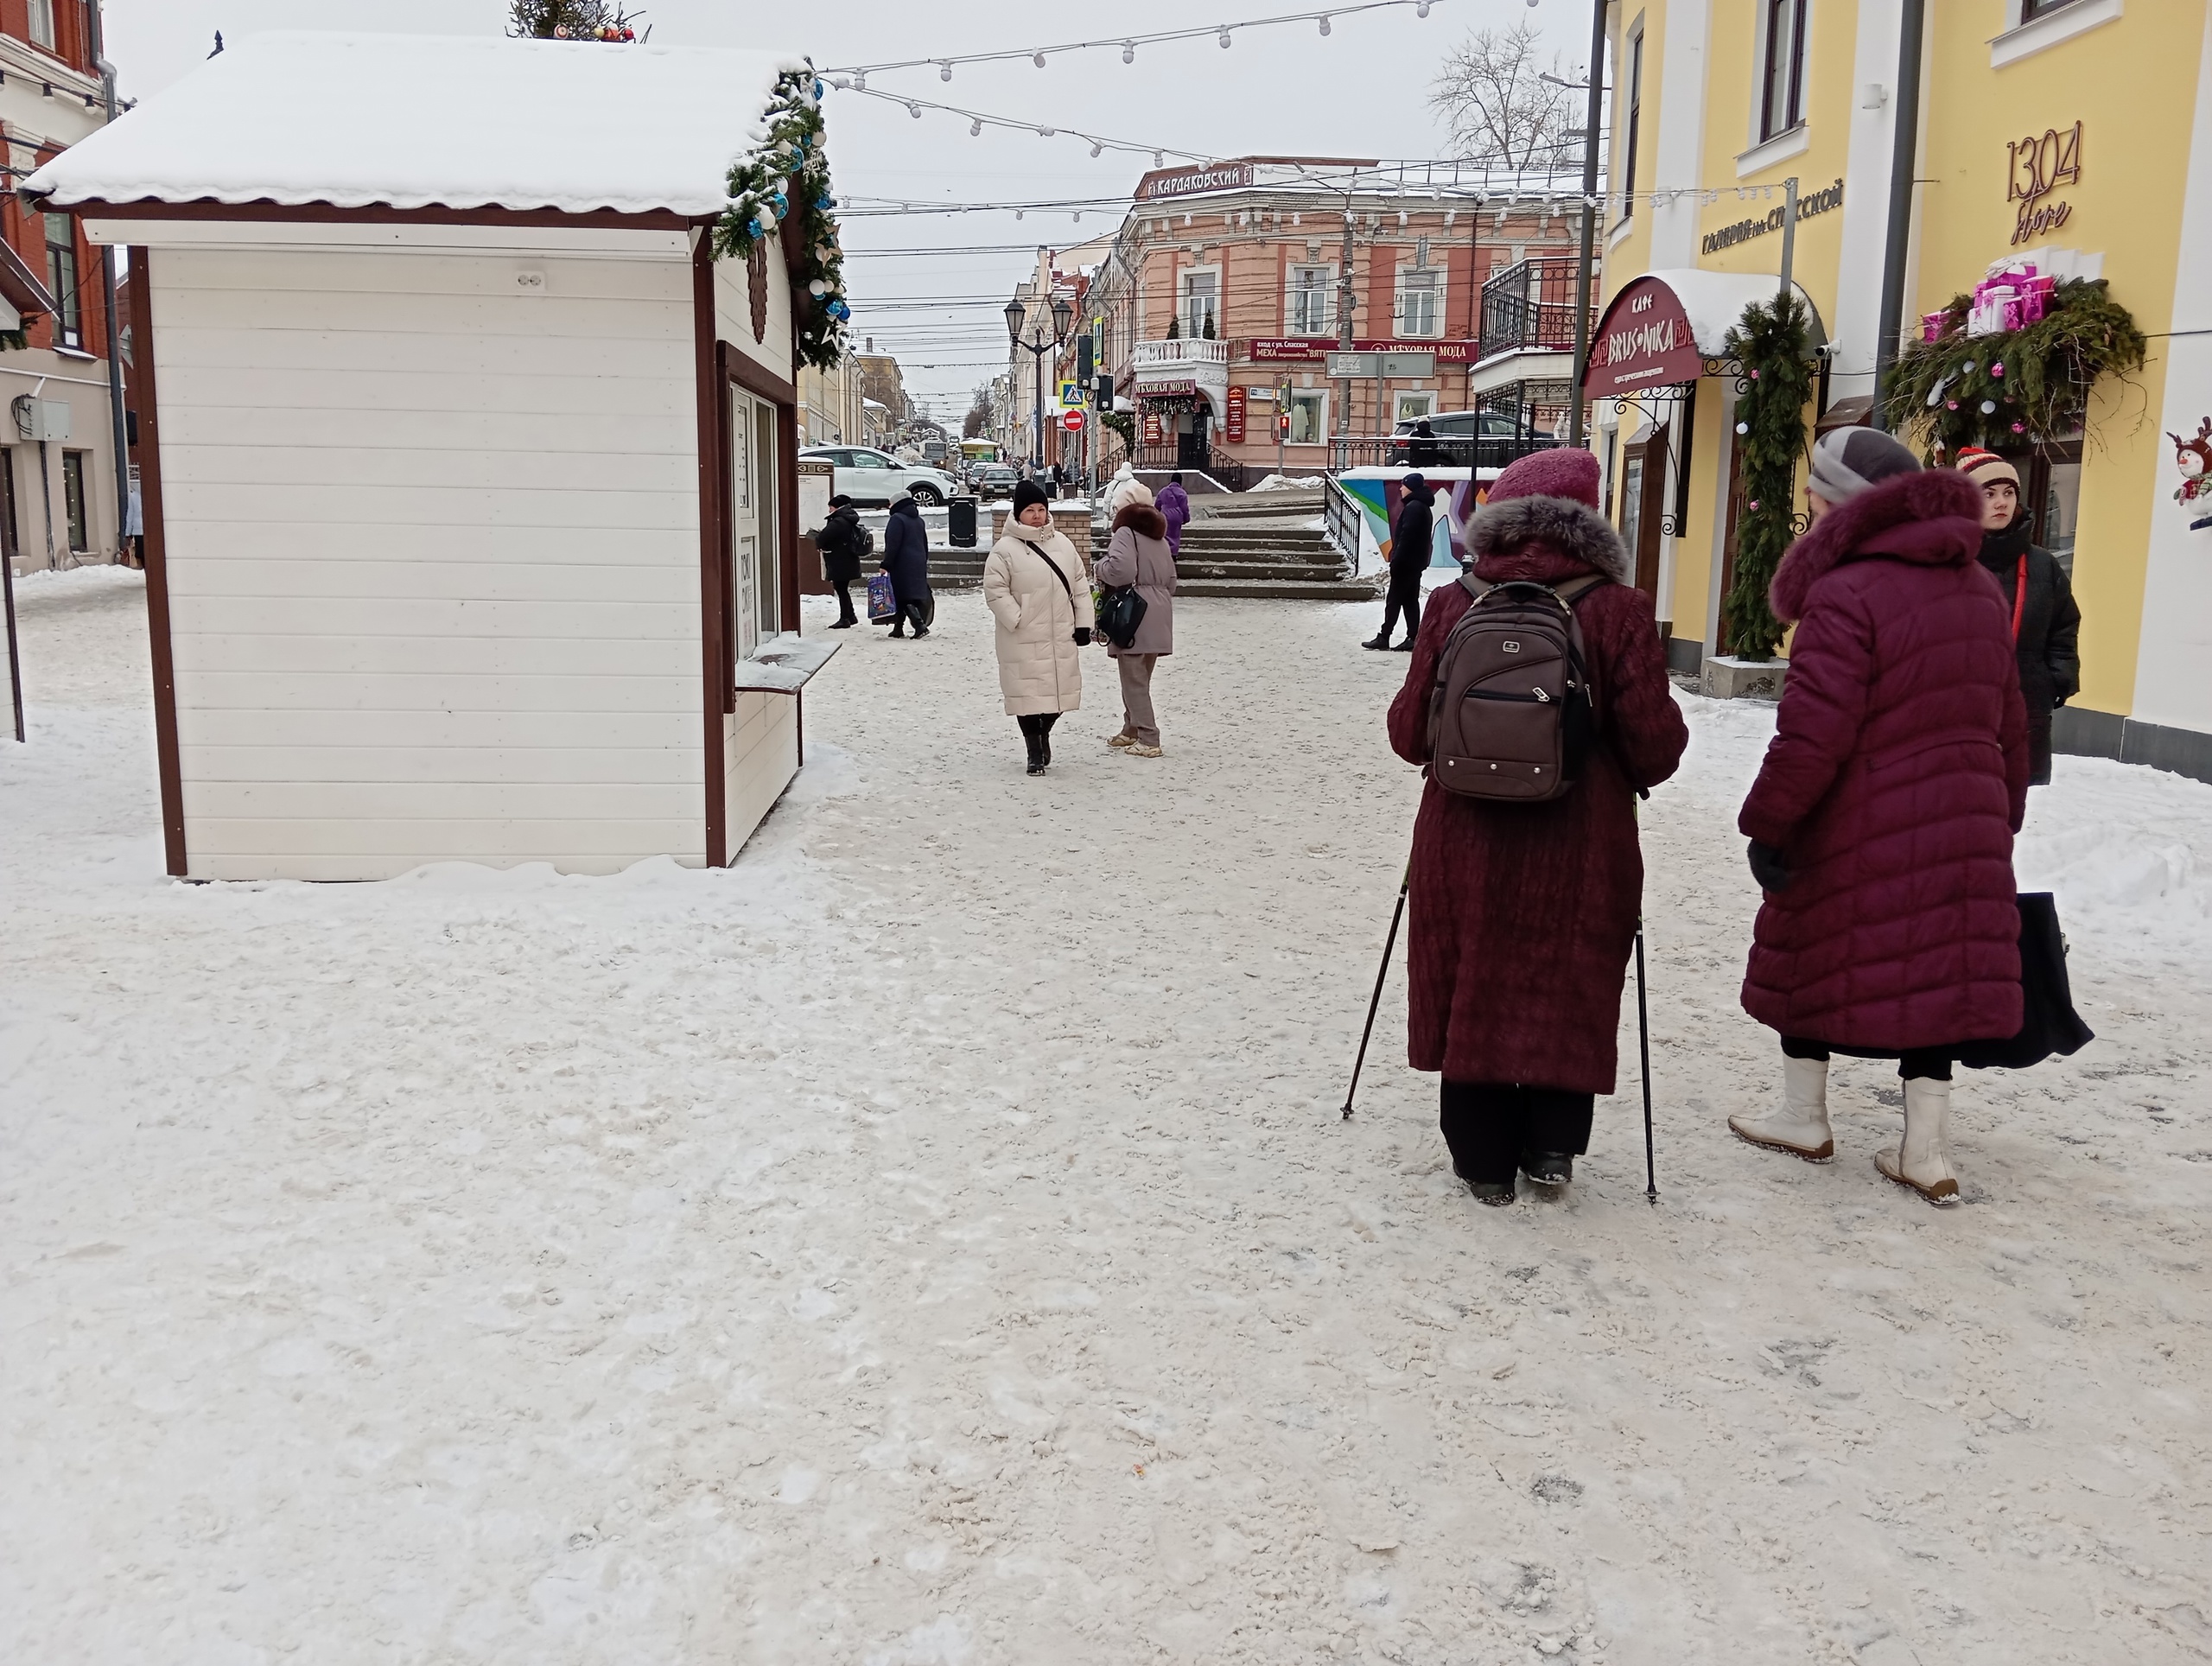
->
[[1728, 428, 2031, 1204], [1388, 449, 1688, 1205]]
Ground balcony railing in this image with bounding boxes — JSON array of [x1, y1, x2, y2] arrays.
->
[[1328, 435, 1563, 474], [1131, 338, 1230, 368], [1477, 258, 1592, 362]]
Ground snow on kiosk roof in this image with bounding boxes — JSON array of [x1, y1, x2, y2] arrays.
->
[[22, 31, 810, 219]]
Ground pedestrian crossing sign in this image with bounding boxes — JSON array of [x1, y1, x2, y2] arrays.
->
[[1058, 381, 1084, 409]]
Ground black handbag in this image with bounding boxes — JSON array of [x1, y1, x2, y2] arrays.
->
[[1096, 582, 1147, 651], [1955, 893, 2095, 1071]]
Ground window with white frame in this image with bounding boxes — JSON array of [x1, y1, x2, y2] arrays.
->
[[1285, 390, 1327, 445], [1759, 0, 1808, 142], [1179, 268, 1219, 339], [28, 0, 55, 49], [1395, 263, 1443, 339], [1287, 265, 1333, 335], [1395, 391, 1437, 425], [1618, 24, 1644, 221]]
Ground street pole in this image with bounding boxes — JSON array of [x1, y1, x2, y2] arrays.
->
[[1567, 0, 1610, 450], [1777, 175, 1800, 302], [1872, 0, 1927, 434], [87, 1, 129, 563], [1335, 198, 1357, 449]]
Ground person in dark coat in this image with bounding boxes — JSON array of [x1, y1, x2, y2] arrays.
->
[[1407, 417, 1440, 468], [1366, 474, 1435, 652], [880, 493, 931, 639], [1387, 448, 1688, 1205], [1956, 448, 2080, 785], [1728, 427, 2030, 1205], [818, 494, 865, 628]]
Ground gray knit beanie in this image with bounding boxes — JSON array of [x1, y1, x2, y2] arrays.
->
[[1806, 426, 1920, 505]]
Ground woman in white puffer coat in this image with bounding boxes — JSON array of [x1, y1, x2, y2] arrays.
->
[[983, 480, 1096, 776]]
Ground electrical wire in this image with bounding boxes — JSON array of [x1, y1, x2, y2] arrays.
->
[[833, 85, 1211, 169], [823, 0, 1446, 79]]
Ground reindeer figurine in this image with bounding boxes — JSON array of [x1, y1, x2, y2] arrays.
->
[[2174, 416, 2212, 530]]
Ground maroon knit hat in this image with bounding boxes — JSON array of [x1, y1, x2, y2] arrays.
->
[[1486, 446, 1602, 510]]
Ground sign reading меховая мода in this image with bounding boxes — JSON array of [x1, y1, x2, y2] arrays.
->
[[1700, 178, 1843, 256]]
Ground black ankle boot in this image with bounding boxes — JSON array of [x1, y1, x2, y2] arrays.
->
[[1520, 1152, 1573, 1187], [1023, 725, 1046, 775]]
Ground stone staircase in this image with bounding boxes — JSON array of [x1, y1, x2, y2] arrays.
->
[[1116, 489, 1376, 601]]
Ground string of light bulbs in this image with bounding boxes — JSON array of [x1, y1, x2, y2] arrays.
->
[[832, 84, 1213, 169], [822, 0, 1446, 80]]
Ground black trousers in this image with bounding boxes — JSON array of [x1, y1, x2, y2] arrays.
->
[[1015, 713, 1061, 737], [1781, 1033, 1953, 1083], [1440, 1079, 1596, 1187], [832, 578, 857, 626], [2027, 711, 2054, 786], [1380, 576, 1424, 641]]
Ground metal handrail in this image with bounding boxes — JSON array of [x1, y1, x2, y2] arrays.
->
[[1322, 474, 1363, 566]]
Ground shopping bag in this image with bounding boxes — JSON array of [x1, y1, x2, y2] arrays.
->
[[1955, 893, 2095, 1071], [867, 572, 898, 624]]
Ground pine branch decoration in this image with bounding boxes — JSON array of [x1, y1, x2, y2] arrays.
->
[[713, 69, 850, 373], [1720, 292, 1816, 663]]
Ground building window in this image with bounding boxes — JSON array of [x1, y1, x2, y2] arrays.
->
[[1395, 391, 1437, 425], [1178, 269, 1219, 339], [29, 0, 55, 49], [1395, 265, 1442, 339], [2020, 0, 2087, 16], [45, 214, 79, 350], [1760, 0, 1808, 143], [1620, 26, 1644, 219], [62, 450, 88, 551], [1287, 265, 1334, 335], [1284, 391, 1328, 444]]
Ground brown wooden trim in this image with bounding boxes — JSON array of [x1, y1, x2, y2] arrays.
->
[[778, 398, 802, 634], [714, 343, 736, 713], [53, 196, 701, 232], [129, 249, 188, 877], [722, 346, 798, 410], [692, 234, 728, 868]]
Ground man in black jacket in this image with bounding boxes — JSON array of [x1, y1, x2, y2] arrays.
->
[[1365, 474, 1435, 652], [818, 494, 865, 628], [1958, 448, 2081, 785]]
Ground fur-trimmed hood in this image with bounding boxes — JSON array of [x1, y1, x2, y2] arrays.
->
[[1112, 502, 1167, 541], [1467, 493, 1630, 585], [1769, 469, 1983, 623]]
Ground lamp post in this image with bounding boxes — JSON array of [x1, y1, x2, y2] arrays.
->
[[1005, 291, 1074, 482], [1566, 0, 1608, 450]]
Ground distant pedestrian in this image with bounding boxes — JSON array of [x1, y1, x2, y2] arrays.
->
[[984, 480, 1095, 774], [1729, 428, 2030, 1205], [1096, 488, 1177, 758], [1155, 472, 1192, 558], [1408, 417, 1440, 468], [1386, 448, 1688, 1205], [1957, 448, 2081, 785], [1104, 461, 1149, 518], [880, 492, 931, 638], [1367, 474, 1435, 651], [818, 493, 866, 629]]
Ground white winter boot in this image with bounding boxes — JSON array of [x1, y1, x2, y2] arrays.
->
[[1729, 1057, 1835, 1161], [1875, 1078, 1961, 1204]]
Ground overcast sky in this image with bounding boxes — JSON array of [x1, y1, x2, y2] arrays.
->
[[100, 0, 1588, 421]]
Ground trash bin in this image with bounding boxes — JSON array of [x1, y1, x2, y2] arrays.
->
[[948, 495, 979, 548]]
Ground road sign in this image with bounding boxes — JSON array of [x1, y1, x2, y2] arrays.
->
[[1058, 381, 1084, 409], [1380, 351, 1437, 377], [1060, 409, 1085, 431], [1326, 351, 1378, 378]]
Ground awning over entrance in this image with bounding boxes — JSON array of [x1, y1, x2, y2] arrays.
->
[[1583, 269, 1827, 397]]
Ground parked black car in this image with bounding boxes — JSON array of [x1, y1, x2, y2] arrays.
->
[[1388, 410, 1560, 471]]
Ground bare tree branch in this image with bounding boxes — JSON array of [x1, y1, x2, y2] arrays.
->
[[1427, 20, 1575, 173]]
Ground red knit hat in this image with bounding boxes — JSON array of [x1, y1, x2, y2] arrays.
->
[[1487, 446, 1602, 510], [1955, 448, 2021, 492]]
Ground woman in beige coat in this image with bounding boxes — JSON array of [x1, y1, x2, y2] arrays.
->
[[983, 480, 1096, 776]]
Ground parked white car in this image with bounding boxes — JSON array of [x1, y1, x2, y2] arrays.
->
[[801, 446, 959, 506]]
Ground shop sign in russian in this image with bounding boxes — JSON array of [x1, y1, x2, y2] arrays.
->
[[1140, 162, 1255, 200], [1224, 385, 1248, 442], [1255, 337, 1480, 365], [1582, 277, 1704, 395]]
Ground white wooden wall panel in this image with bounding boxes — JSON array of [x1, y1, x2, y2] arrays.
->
[[152, 241, 709, 880], [724, 691, 799, 855], [715, 259, 795, 389]]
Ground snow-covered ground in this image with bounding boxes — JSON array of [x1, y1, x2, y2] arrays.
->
[[4, 568, 2210, 1665]]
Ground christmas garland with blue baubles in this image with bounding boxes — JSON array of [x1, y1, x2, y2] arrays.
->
[[714, 67, 850, 372]]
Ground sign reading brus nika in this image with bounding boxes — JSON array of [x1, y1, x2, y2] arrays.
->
[[1701, 178, 1844, 256]]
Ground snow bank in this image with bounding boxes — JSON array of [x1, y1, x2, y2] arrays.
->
[[1249, 474, 1326, 492]]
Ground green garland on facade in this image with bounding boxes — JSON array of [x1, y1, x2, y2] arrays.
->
[[1881, 278, 2145, 456], [712, 68, 850, 372], [1719, 291, 1816, 662]]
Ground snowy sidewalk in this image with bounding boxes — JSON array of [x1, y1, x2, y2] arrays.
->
[[3, 569, 2210, 1665]]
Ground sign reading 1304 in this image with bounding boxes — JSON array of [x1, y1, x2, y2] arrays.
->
[[2008, 121, 2082, 246]]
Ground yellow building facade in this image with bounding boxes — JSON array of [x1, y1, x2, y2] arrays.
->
[[1590, 0, 2212, 779]]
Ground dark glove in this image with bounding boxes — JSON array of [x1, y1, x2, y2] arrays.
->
[[1073, 627, 1092, 646], [1746, 839, 1791, 893]]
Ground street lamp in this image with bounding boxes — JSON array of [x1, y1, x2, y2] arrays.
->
[[1005, 291, 1075, 481]]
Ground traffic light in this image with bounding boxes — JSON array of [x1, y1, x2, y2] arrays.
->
[[1075, 334, 1094, 385], [1094, 373, 1115, 408]]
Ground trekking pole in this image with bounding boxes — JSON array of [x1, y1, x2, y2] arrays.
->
[[1341, 867, 1410, 1121], [1636, 923, 1657, 1203]]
